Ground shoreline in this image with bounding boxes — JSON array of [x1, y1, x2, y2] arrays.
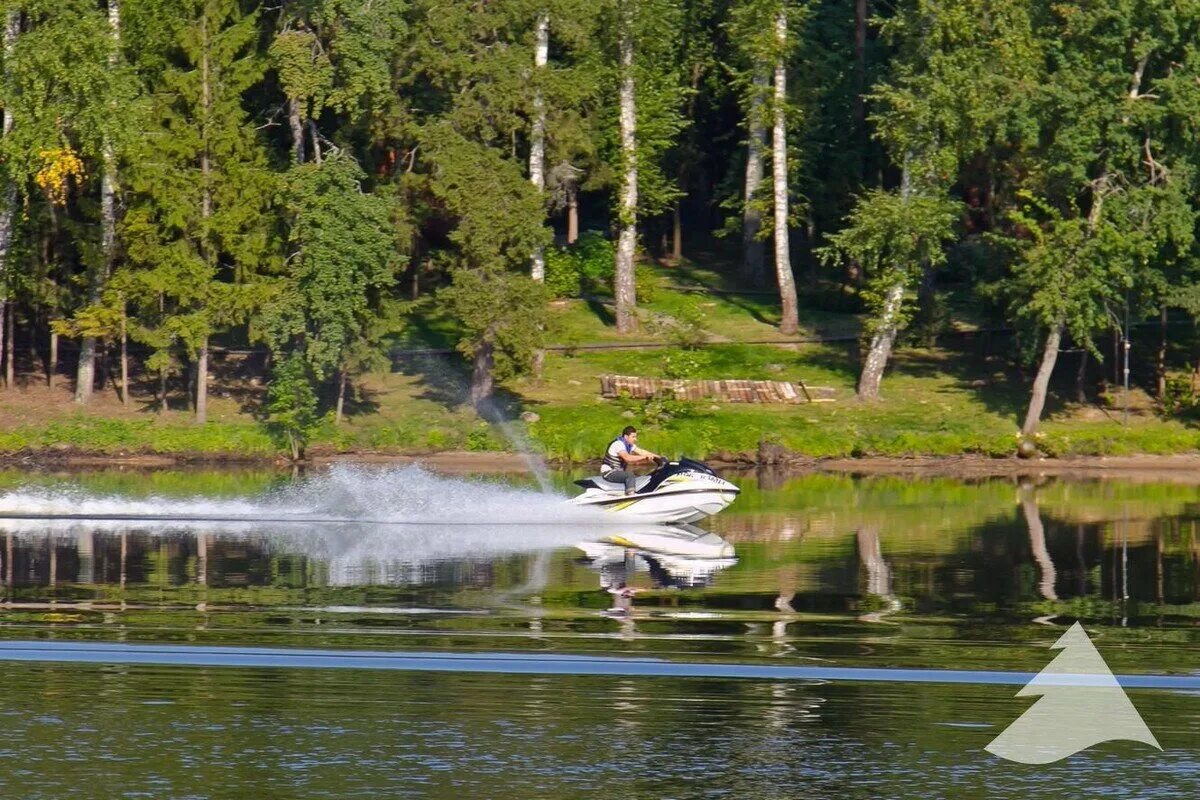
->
[[5, 448, 1200, 481]]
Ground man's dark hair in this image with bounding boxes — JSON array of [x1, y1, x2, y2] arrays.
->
[[621, 425, 637, 437]]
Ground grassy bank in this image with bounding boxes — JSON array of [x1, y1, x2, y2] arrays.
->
[[2, 260, 1199, 463]]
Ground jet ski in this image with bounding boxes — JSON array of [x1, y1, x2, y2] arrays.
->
[[568, 458, 740, 524]]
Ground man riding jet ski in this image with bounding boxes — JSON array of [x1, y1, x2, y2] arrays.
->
[[600, 426, 663, 495], [568, 427, 740, 524]]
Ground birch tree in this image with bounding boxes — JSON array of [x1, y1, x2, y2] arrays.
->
[[730, 0, 803, 331], [824, 0, 1038, 400], [74, 0, 123, 404], [605, 0, 684, 333], [1007, 0, 1200, 440], [0, 11, 18, 386]]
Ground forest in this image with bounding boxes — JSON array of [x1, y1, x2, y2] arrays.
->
[[1, 0, 1199, 455]]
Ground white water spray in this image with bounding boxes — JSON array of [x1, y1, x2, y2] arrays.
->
[[0, 464, 601, 525]]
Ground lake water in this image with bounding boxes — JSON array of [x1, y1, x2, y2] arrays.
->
[[0, 464, 1197, 798]]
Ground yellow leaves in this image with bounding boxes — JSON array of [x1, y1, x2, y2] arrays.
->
[[35, 146, 86, 206]]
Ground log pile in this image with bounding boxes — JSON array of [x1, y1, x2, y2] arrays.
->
[[599, 374, 835, 404]]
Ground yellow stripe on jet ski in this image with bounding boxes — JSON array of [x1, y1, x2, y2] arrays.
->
[[606, 499, 640, 513]]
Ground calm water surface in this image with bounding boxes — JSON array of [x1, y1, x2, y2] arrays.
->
[[0, 465, 1197, 798]]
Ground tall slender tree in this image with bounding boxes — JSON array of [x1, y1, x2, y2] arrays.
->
[[0, 10, 18, 388], [75, 0, 124, 404], [770, 3, 799, 334]]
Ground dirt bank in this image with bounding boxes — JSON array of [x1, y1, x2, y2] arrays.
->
[[6, 447, 1200, 482]]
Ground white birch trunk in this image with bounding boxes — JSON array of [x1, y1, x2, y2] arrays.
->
[[614, 7, 639, 333], [1022, 176, 1107, 437], [858, 281, 905, 400], [119, 304, 128, 405], [0, 13, 19, 391], [742, 68, 768, 286], [75, 1, 122, 404], [335, 368, 347, 425], [857, 163, 913, 400], [772, 10, 799, 335], [529, 11, 549, 282], [288, 96, 305, 164], [195, 340, 208, 424], [1021, 323, 1062, 436], [48, 330, 58, 388]]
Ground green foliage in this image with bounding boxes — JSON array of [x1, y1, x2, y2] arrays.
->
[[439, 268, 550, 384], [819, 189, 961, 334], [260, 152, 399, 379], [660, 348, 708, 379], [266, 351, 319, 459], [120, 0, 277, 370], [649, 300, 707, 349], [543, 231, 614, 298]]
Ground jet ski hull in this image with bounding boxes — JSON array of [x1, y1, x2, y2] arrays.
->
[[568, 459, 740, 523]]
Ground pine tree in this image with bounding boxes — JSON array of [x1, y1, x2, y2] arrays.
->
[[120, 0, 275, 420]]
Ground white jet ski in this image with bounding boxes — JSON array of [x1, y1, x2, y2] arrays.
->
[[568, 458, 740, 524]]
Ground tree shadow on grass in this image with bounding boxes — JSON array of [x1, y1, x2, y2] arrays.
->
[[666, 262, 780, 327], [391, 351, 531, 423], [583, 294, 617, 327]]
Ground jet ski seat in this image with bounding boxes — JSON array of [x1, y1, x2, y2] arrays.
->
[[575, 475, 654, 493]]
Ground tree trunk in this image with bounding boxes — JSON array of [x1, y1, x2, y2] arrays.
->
[[567, 183, 579, 244], [75, 1, 121, 405], [119, 307, 128, 405], [1075, 348, 1087, 403], [741, 68, 768, 287], [195, 340, 208, 423], [159, 368, 168, 415], [0, 13, 17, 392], [197, 11, 212, 423], [858, 280, 904, 400], [470, 335, 495, 411], [857, 162, 915, 400], [75, 338, 97, 403], [1157, 305, 1167, 397], [48, 329, 58, 389], [529, 10, 548, 282], [308, 119, 322, 165], [772, 10, 799, 336], [671, 205, 682, 262], [3, 300, 12, 388], [287, 96, 305, 164], [1021, 322, 1063, 436], [614, 11, 638, 333], [1024, 174, 1106, 436], [335, 367, 346, 425]]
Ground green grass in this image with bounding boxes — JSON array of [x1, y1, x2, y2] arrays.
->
[[0, 415, 276, 456], [5, 258, 1200, 461]]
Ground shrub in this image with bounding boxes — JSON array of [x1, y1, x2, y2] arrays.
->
[[544, 231, 615, 298]]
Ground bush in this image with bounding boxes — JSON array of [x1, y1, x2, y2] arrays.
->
[[635, 263, 658, 303], [661, 349, 708, 379], [544, 231, 614, 298]]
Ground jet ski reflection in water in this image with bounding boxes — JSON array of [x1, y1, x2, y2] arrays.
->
[[577, 523, 737, 614]]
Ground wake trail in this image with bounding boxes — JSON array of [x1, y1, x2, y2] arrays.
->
[[0, 463, 606, 527]]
